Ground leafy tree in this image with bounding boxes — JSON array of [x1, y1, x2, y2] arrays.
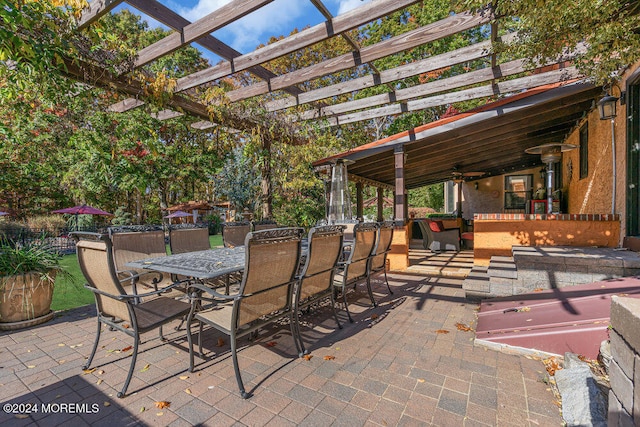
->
[[214, 146, 261, 215]]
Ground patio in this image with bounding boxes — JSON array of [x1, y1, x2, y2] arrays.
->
[[0, 266, 563, 426]]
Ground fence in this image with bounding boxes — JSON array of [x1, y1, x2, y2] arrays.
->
[[0, 226, 106, 255]]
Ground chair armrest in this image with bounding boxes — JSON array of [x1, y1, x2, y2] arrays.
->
[[187, 282, 240, 301], [84, 280, 187, 301]]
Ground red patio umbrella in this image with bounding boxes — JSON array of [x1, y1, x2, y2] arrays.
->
[[52, 204, 113, 230], [164, 210, 192, 219]]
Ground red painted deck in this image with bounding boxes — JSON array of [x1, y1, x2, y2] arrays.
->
[[475, 277, 640, 359]]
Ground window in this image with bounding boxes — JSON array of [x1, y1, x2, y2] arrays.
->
[[579, 124, 588, 179], [504, 175, 533, 210]]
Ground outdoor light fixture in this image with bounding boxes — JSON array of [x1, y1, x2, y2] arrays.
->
[[598, 86, 620, 215], [525, 143, 577, 214], [597, 92, 619, 120]]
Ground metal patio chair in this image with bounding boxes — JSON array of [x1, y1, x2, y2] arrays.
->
[[169, 225, 211, 254], [251, 219, 279, 231], [73, 232, 191, 398], [368, 222, 395, 295], [222, 221, 251, 248], [293, 225, 345, 356], [186, 227, 304, 398], [333, 222, 379, 323]]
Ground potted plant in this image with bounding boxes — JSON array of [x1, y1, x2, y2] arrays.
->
[[0, 240, 63, 330]]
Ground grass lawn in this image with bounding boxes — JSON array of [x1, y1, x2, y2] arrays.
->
[[51, 234, 224, 312]]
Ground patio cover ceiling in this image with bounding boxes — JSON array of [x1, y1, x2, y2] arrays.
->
[[313, 80, 602, 189]]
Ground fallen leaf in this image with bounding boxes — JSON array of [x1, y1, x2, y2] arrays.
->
[[371, 314, 379, 320], [323, 355, 335, 360], [156, 412, 164, 416], [15, 414, 29, 419], [97, 370, 104, 375], [58, 360, 66, 364], [217, 337, 225, 347], [97, 379, 103, 385], [208, 386, 215, 390], [185, 388, 192, 395], [303, 354, 313, 361], [417, 378, 425, 383], [122, 346, 132, 352], [141, 364, 150, 372], [103, 402, 111, 407], [265, 341, 277, 347], [83, 368, 96, 375], [123, 324, 130, 329], [27, 365, 35, 369], [543, 357, 561, 376], [455, 322, 472, 332], [139, 407, 145, 413], [179, 375, 189, 380], [435, 329, 450, 334], [533, 288, 545, 292], [517, 307, 531, 312], [155, 401, 170, 409], [58, 343, 65, 347]]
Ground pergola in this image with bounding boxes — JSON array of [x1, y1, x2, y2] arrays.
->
[[72, 0, 583, 136]]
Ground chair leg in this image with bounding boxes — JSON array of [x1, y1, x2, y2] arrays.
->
[[118, 335, 138, 398], [329, 292, 343, 330], [341, 287, 354, 323], [83, 319, 102, 370], [383, 270, 393, 294], [365, 277, 378, 308], [230, 330, 250, 399], [187, 311, 195, 372], [289, 311, 304, 357]]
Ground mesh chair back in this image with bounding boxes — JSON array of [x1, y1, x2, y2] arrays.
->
[[345, 223, 378, 280], [252, 220, 278, 231], [370, 223, 394, 271], [298, 225, 345, 301], [222, 222, 251, 248], [76, 237, 130, 321], [169, 227, 210, 254], [237, 228, 303, 326], [110, 229, 167, 275]]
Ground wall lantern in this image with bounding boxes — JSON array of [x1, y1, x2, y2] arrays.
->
[[597, 93, 619, 120]]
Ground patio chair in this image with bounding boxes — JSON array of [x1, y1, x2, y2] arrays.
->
[[333, 222, 379, 323], [293, 225, 345, 356], [417, 219, 460, 253], [368, 222, 395, 295], [73, 232, 191, 398], [108, 226, 174, 298], [222, 221, 251, 248], [169, 225, 211, 254], [186, 227, 304, 398], [252, 219, 279, 231]]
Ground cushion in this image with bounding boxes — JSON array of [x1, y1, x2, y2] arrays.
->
[[428, 220, 445, 232], [461, 232, 474, 241]]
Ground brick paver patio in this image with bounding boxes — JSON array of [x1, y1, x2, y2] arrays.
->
[[0, 272, 564, 426]]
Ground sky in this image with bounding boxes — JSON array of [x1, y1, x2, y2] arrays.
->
[[113, 0, 372, 65]]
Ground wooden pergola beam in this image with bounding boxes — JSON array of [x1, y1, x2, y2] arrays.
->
[[77, 0, 124, 29], [174, 0, 424, 92], [319, 66, 580, 126], [226, 11, 493, 102], [134, 0, 274, 68]]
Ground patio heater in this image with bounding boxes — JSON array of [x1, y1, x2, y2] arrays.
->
[[327, 159, 354, 224], [525, 143, 577, 214]]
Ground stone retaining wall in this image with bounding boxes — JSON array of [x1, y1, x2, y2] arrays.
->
[[608, 296, 640, 425]]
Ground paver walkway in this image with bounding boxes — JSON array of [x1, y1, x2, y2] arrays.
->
[[0, 273, 564, 426]]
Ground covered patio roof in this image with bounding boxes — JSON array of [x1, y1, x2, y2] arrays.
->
[[314, 80, 602, 189]]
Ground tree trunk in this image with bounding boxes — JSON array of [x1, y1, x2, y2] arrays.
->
[[261, 136, 272, 219]]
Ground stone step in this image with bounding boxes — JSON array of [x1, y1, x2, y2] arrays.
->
[[488, 256, 518, 279], [462, 266, 490, 294]]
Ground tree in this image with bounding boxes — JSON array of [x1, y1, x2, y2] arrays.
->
[[461, 0, 640, 85]]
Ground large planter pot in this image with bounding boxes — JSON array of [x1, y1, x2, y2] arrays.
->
[[0, 271, 55, 330]]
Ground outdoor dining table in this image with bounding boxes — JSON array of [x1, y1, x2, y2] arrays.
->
[[125, 246, 246, 282]]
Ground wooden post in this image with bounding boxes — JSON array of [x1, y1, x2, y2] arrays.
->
[[377, 187, 384, 222], [356, 182, 364, 221], [394, 145, 405, 222]]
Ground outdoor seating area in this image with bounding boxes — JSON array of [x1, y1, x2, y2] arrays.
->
[[0, 265, 564, 425]]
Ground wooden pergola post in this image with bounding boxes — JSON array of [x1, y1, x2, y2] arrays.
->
[[394, 145, 406, 222], [377, 187, 384, 222], [356, 182, 364, 221]]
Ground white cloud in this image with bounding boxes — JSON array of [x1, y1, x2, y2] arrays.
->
[[335, 0, 371, 16], [178, 0, 307, 52]]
